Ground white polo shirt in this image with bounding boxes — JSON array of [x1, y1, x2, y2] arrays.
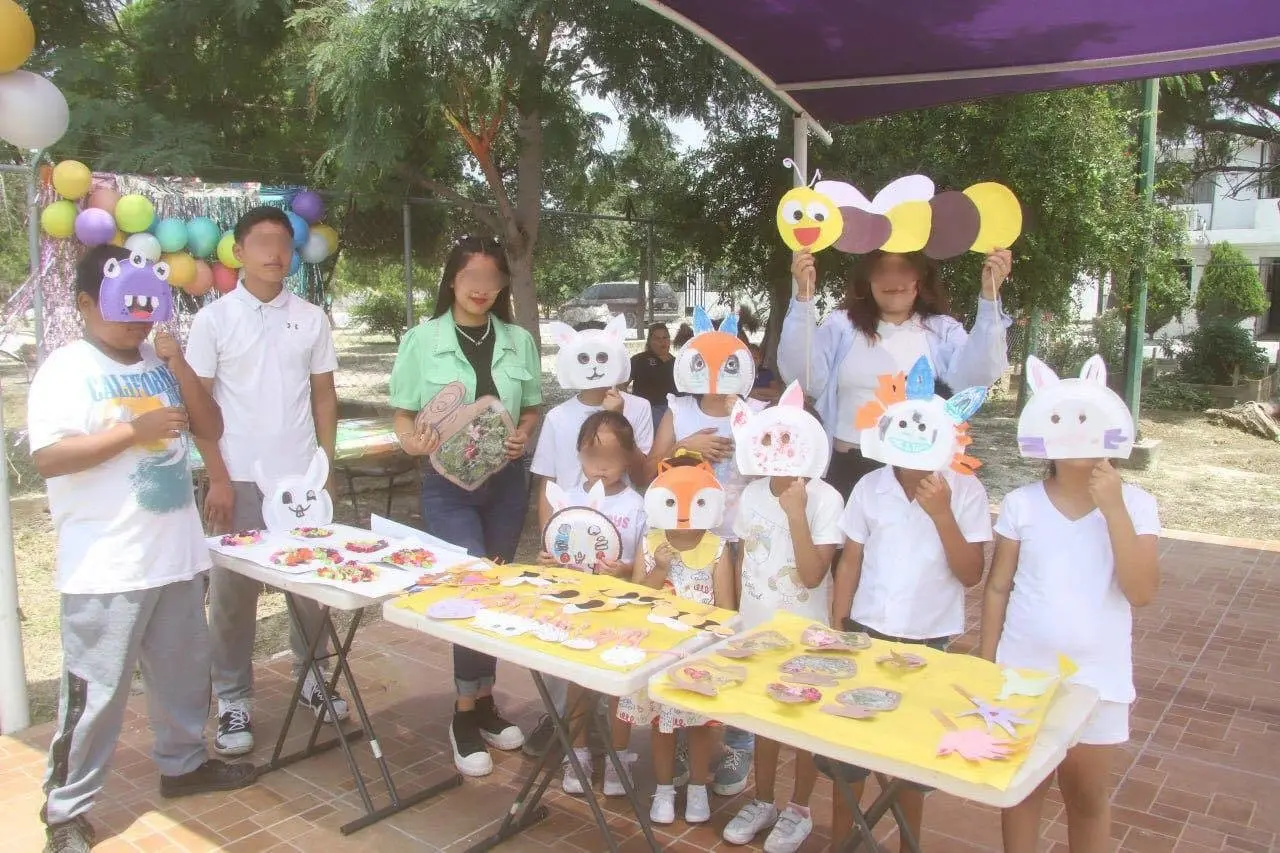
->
[[840, 466, 992, 639], [185, 283, 338, 482], [531, 392, 654, 490]]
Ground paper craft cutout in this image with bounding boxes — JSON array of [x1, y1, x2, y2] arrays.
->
[[667, 662, 748, 697], [800, 624, 871, 652], [541, 481, 623, 572], [415, 570, 498, 588], [954, 686, 1031, 738], [782, 673, 838, 687], [767, 682, 823, 704], [533, 621, 570, 643], [220, 530, 262, 547], [291, 527, 333, 539], [600, 646, 647, 667], [315, 561, 379, 583], [856, 356, 987, 474], [730, 381, 829, 478], [934, 711, 1027, 762], [500, 569, 555, 588], [644, 454, 725, 531], [836, 687, 903, 712], [780, 654, 857, 680], [385, 548, 438, 569], [718, 630, 793, 659], [345, 538, 388, 554], [674, 307, 755, 396], [877, 649, 928, 671], [821, 703, 879, 720], [427, 598, 482, 619], [963, 183, 1023, 254], [546, 313, 631, 389], [415, 382, 514, 491], [563, 636, 598, 651], [649, 601, 735, 637], [1017, 355, 1135, 460], [270, 547, 342, 568], [998, 668, 1058, 702], [777, 161, 844, 253], [99, 252, 175, 324], [254, 448, 334, 533]]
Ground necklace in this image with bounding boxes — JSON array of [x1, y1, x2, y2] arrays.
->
[[456, 317, 492, 347]]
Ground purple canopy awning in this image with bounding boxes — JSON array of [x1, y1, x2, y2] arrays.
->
[[636, 1, 1280, 124]]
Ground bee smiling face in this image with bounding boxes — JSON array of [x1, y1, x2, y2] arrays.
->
[[776, 187, 844, 253]]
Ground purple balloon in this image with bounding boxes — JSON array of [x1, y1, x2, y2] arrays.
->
[[75, 207, 117, 246], [291, 190, 325, 224]]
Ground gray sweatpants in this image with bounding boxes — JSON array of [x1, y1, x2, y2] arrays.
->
[[43, 578, 210, 825], [208, 482, 328, 703]]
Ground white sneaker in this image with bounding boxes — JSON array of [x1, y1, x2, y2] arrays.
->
[[723, 799, 780, 844], [602, 752, 635, 797], [764, 804, 814, 853], [561, 749, 592, 795], [651, 787, 677, 825], [213, 699, 254, 757], [449, 710, 494, 777], [685, 784, 711, 824]]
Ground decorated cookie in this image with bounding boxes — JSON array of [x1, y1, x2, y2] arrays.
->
[[291, 526, 334, 539], [345, 538, 389, 554], [316, 561, 379, 583], [270, 547, 342, 568], [219, 530, 262, 546]]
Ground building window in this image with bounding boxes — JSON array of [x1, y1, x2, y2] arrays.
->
[[1178, 173, 1216, 205]]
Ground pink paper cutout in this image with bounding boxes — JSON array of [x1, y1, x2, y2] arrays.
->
[[936, 729, 1021, 762]]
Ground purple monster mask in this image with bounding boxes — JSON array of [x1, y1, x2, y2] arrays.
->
[[99, 252, 174, 324]]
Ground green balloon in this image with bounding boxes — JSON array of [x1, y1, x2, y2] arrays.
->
[[217, 232, 242, 269], [115, 194, 156, 234], [40, 200, 77, 238]]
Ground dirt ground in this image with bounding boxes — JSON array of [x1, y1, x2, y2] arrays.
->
[[6, 334, 1280, 724]]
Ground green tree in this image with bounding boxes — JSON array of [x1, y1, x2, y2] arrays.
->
[[1195, 242, 1269, 321]]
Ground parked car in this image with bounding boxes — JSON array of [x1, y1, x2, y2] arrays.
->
[[557, 280, 680, 329]]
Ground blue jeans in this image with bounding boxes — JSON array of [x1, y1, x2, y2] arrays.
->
[[419, 461, 529, 697], [649, 403, 669, 434], [724, 726, 755, 754]]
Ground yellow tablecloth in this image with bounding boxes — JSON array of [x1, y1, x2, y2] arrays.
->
[[648, 612, 1062, 790], [391, 563, 739, 673]]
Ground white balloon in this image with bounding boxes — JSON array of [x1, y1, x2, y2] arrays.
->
[[0, 70, 70, 150], [124, 232, 163, 262], [300, 231, 330, 264]]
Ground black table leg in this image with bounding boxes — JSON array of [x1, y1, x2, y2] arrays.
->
[[834, 773, 924, 853], [592, 699, 662, 852]]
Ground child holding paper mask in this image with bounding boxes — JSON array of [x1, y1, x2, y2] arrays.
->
[[981, 356, 1160, 853]]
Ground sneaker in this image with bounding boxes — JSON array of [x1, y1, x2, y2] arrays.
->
[[299, 674, 349, 723], [723, 800, 780, 845], [602, 752, 635, 797], [214, 699, 253, 757], [474, 696, 524, 750], [43, 815, 94, 853], [712, 746, 752, 796], [561, 749, 592, 795], [685, 783, 711, 824], [159, 759, 257, 798], [450, 709, 493, 777], [650, 786, 677, 825], [522, 714, 556, 758], [763, 804, 814, 853]]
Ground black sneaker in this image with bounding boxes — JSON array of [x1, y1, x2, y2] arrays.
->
[[298, 675, 350, 724], [213, 699, 253, 757], [522, 714, 556, 758], [43, 815, 94, 853], [450, 709, 493, 777], [159, 759, 257, 798], [474, 696, 525, 751]]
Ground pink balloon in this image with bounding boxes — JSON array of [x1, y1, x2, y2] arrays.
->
[[186, 260, 214, 297], [86, 188, 120, 214], [211, 262, 238, 294]]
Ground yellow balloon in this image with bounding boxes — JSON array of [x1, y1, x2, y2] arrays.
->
[[881, 200, 932, 253], [964, 182, 1022, 253], [40, 200, 77, 238], [110, 231, 126, 247], [114, 194, 155, 234], [0, 0, 35, 74], [312, 223, 339, 254], [52, 160, 92, 200], [216, 232, 242, 269], [162, 252, 197, 287]]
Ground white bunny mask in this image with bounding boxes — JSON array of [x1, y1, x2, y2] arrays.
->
[[254, 448, 334, 532], [547, 314, 631, 390], [731, 381, 829, 478], [1017, 355, 1134, 460]]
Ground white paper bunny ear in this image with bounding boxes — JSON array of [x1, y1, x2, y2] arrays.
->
[[545, 481, 570, 513], [603, 313, 627, 341], [1024, 355, 1060, 395], [1079, 355, 1108, 386], [585, 479, 607, 510], [304, 448, 329, 488], [547, 321, 577, 348]]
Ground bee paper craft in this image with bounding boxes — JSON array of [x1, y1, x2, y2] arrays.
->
[[1017, 355, 1135, 460], [254, 448, 334, 533], [856, 356, 987, 474], [541, 481, 623, 572], [99, 252, 175, 323], [674, 306, 755, 396], [731, 380, 829, 478], [546, 313, 631, 389], [644, 454, 725, 531], [414, 381, 514, 491]]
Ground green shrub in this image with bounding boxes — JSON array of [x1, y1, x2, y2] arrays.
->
[[1141, 376, 1211, 411], [1144, 261, 1192, 334], [1195, 242, 1269, 321], [1036, 309, 1127, 383], [350, 289, 412, 342], [1177, 318, 1271, 384]]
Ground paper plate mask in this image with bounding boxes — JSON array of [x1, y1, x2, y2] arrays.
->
[[644, 455, 725, 530], [674, 306, 755, 396], [254, 448, 334, 532], [731, 380, 829, 478], [100, 252, 174, 323], [541, 480, 623, 572], [1017, 355, 1134, 460], [856, 356, 987, 474], [546, 313, 631, 389]]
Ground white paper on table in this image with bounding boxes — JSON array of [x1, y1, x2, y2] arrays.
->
[[370, 514, 469, 555]]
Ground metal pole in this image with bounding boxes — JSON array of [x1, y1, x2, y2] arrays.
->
[[1123, 79, 1160, 426], [0, 382, 29, 732], [791, 113, 808, 303], [402, 201, 414, 329], [27, 150, 43, 362], [645, 221, 655, 325]]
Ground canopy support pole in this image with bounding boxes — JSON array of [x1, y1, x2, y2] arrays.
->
[[1123, 78, 1160, 429]]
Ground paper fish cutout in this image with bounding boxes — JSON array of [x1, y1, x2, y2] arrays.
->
[[1017, 355, 1135, 460], [253, 448, 334, 533], [541, 481, 623, 572], [546, 313, 631, 389], [673, 306, 755, 396], [644, 454, 724, 531], [99, 252, 174, 324], [857, 356, 987, 473], [731, 381, 829, 478], [998, 668, 1058, 702], [415, 382, 515, 490]]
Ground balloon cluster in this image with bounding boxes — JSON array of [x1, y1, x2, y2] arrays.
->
[[40, 170, 340, 299], [0, 0, 69, 151]]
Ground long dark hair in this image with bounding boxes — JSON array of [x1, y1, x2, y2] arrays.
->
[[843, 250, 949, 340], [431, 234, 513, 322]]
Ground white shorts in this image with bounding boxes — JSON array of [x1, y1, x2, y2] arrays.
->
[[1078, 700, 1130, 746]]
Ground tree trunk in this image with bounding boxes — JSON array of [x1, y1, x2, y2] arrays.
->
[[506, 247, 541, 349]]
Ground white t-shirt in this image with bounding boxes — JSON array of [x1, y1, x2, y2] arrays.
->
[[184, 284, 338, 482], [835, 319, 931, 444], [668, 394, 765, 542], [531, 392, 654, 489], [840, 466, 993, 639], [27, 341, 210, 594], [734, 477, 844, 628], [994, 482, 1160, 703], [560, 483, 647, 565]]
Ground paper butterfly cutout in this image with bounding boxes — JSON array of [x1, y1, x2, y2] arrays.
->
[[100, 252, 175, 324], [730, 381, 829, 479], [856, 356, 987, 474], [1017, 354, 1135, 460], [644, 454, 724, 531], [253, 448, 334, 533], [998, 668, 1058, 702], [673, 306, 755, 396], [955, 687, 1031, 738], [541, 481, 623, 571], [546, 313, 631, 389]]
